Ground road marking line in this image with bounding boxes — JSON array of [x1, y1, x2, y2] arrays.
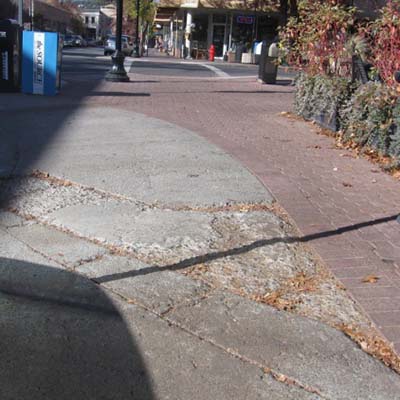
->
[[184, 61, 230, 78], [124, 59, 134, 71]]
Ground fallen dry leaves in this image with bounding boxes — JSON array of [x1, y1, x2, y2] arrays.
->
[[253, 272, 321, 311], [31, 170, 73, 187], [362, 275, 380, 284], [182, 263, 209, 278], [278, 113, 400, 180], [338, 324, 400, 374]]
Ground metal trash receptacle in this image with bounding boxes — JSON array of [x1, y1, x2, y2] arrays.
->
[[22, 31, 62, 96], [0, 19, 21, 92], [258, 41, 278, 84]]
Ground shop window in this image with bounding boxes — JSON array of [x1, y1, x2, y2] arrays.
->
[[256, 15, 278, 41], [191, 14, 208, 43], [213, 14, 226, 24], [231, 14, 255, 49]]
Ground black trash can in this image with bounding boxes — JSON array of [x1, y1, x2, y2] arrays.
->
[[258, 40, 278, 84], [0, 19, 21, 92]]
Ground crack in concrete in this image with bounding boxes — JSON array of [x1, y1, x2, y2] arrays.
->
[[28, 170, 150, 209], [0, 211, 327, 397], [4, 181, 400, 375], [2, 224, 72, 271], [15, 170, 281, 214], [94, 283, 327, 399]]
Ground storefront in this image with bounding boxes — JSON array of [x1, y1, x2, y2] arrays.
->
[[167, 1, 279, 60]]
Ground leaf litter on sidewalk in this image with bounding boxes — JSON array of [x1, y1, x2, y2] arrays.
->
[[2, 171, 400, 374]]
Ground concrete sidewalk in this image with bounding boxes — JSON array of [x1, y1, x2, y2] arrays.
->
[[1, 60, 400, 399]]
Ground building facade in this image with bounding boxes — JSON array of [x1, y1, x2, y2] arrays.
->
[[80, 7, 112, 40], [155, 0, 279, 59]]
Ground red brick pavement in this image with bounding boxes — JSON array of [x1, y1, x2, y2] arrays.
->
[[71, 69, 400, 353]]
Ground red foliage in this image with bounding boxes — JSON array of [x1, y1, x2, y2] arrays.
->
[[368, 0, 400, 86]]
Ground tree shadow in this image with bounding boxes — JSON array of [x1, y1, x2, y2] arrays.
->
[[95, 214, 400, 284], [0, 257, 156, 400]]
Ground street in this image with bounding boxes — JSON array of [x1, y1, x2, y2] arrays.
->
[[1, 47, 400, 399], [61, 47, 295, 81]]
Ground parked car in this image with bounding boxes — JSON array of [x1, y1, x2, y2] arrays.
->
[[104, 35, 134, 56], [73, 35, 88, 47], [63, 34, 75, 47], [63, 34, 87, 48]]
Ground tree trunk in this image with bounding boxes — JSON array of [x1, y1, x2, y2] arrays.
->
[[279, 0, 289, 25], [289, 0, 298, 17]]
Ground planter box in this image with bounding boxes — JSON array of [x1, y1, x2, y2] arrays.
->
[[241, 53, 252, 64], [227, 51, 236, 63]]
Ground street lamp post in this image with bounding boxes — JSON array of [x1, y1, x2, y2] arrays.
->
[[18, 0, 23, 26], [133, 0, 140, 57], [105, 0, 130, 82]]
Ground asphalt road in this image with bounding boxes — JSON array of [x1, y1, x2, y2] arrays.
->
[[62, 47, 110, 82], [61, 47, 296, 81]]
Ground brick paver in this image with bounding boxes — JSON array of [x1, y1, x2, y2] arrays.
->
[[61, 60, 400, 353]]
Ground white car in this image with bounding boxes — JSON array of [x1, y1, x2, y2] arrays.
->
[[104, 35, 134, 56]]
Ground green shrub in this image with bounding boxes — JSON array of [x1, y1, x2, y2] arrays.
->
[[295, 73, 354, 130], [389, 99, 400, 159], [294, 73, 315, 118], [295, 74, 400, 162], [340, 82, 397, 155]]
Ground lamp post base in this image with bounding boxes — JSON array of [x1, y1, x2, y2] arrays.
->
[[132, 45, 140, 58], [105, 51, 130, 82]]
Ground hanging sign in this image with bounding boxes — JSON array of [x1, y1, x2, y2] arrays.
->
[[181, 0, 199, 8], [236, 15, 255, 24]]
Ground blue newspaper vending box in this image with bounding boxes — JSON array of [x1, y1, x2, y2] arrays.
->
[[21, 31, 61, 96]]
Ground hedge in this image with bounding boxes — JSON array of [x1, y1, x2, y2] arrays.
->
[[295, 73, 400, 162]]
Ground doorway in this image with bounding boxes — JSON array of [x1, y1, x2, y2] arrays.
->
[[212, 24, 226, 57]]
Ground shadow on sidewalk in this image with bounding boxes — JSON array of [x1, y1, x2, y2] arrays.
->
[[88, 91, 151, 97], [0, 258, 155, 400], [96, 213, 399, 284], [0, 51, 150, 208], [213, 90, 290, 94]]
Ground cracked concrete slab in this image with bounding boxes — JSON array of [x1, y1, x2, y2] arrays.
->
[[0, 227, 54, 266], [0, 211, 26, 228], [45, 202, 221, 261], [0, 176, 109, 217], [0, 254, 319, 400], [7, 223, 107, 268], [169, 291, 400, 400], [2, 180, 376, 330], [76, 255, 212, 314], [2, 106, 272, 207], [115, 296, 322, 400]]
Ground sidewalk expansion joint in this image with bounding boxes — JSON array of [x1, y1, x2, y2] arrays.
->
[[94, 283, 327, 399], [4, 172, 400, 374], [6, 205, 400, 374], [23, 170, 283, 215], [2, 225, 72, 271]]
